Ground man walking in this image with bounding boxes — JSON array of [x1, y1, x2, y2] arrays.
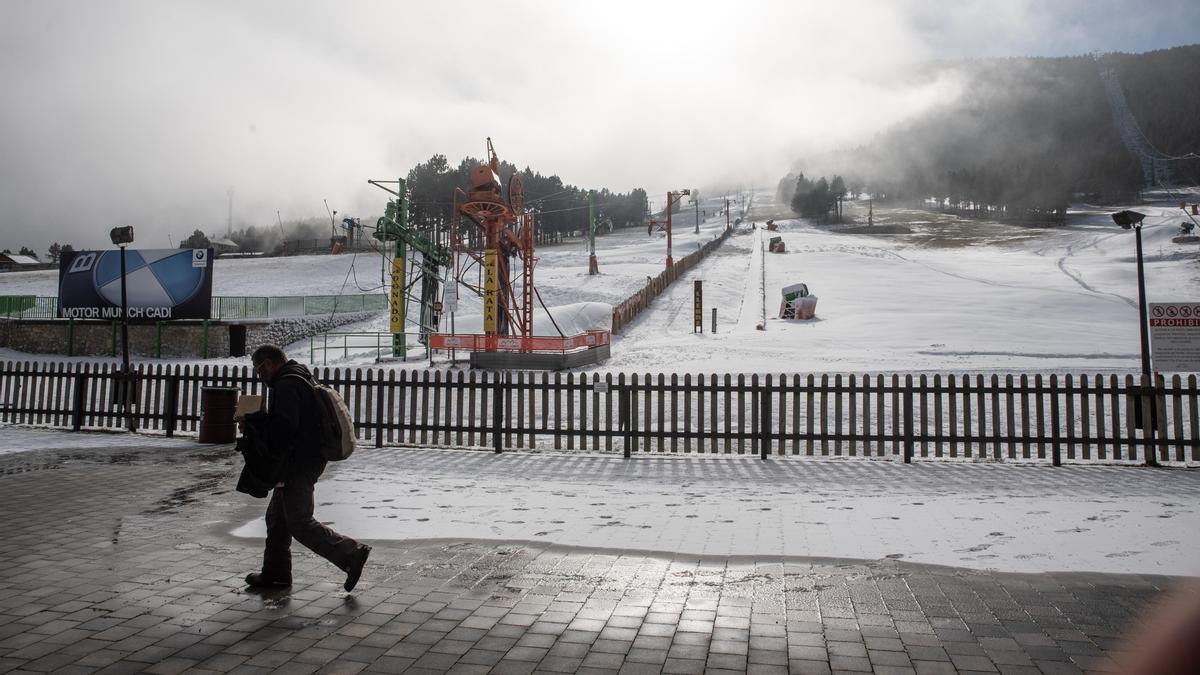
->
[[243, 345, 370, 591]]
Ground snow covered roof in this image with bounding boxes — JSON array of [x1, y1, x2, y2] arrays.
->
[[208, 238, 239, 250], [0, 253, 40, 265]]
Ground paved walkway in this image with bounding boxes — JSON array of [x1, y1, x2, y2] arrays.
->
[[0, 436, 1191, 674]]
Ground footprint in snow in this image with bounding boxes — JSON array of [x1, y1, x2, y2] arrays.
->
[[956, 543, 992, 553]]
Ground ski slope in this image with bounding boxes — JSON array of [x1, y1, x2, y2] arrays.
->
[[608, 196, 1200, 375]]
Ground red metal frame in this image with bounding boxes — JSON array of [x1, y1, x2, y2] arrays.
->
[[449, 138, 536, 343], [429, 330, 610, 354]]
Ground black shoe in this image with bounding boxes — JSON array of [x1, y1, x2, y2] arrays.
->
[[344, 545, 371, 592], [245, 572, 291, 588]]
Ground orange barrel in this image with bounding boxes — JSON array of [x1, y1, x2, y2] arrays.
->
[[198, 386, 240, 444]]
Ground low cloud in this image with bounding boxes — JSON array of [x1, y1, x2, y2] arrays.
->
[[1, 0, 1196, 254]]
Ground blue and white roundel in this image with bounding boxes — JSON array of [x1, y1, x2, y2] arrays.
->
[[94, 249, 207, 307]]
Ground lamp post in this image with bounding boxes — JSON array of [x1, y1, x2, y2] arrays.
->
[[1112, 210, 1157, 466], [110, 226, 135, 432]]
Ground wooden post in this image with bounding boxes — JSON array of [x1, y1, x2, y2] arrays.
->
[[164, 372, 179, 437], [492, 372, 503, 454], [620, 376, 631, 459], [1050, 374, 1062, 466], [750, 374, 760, 455], [760, 374, 771, 460], [1140, 374, 1157, 466], [375, 372, 385, 449], [903, 374, 914, 463], [71, 370, 87, 432]]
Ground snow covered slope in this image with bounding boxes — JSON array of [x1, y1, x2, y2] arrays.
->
[[4, 192, 1198, 375]]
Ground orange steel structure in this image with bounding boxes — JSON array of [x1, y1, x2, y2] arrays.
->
[[450, 138, 536, 339], [649, 189, 690, 268], [428, 330, 609, 353]]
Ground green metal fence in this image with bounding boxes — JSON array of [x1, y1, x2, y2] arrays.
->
[[0, 294, 387, 321], [210, 296, 269, 319], [0, 296, 55, 319]]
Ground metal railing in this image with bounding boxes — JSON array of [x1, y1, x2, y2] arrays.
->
[[0, 294, 387, 321], [310, 332, 425, 365]]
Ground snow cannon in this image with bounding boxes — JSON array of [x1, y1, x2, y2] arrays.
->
[[779, 283, 817, 320]]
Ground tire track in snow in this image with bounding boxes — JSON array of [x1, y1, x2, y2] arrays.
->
[[884, 249, 1128, 304], [796, 229, 1132, 306], [1056, 233, 1137, 309]]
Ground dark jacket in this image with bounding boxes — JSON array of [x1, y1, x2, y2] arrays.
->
[[235, 411, 281, 498], [265, 360, 327, 484]]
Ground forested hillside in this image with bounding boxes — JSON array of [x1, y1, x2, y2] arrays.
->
[[784, 45, 1200, 221], [1110, 44, 1200, 185], [406, 155, 647, 245]]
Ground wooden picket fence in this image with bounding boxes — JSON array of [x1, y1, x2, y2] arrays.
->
[[1, 361, 1197, 465], [611, 227, 733, 332]]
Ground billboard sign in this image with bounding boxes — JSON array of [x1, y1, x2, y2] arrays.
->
[[1150, 302, 1200, 372], [58, 248, 214, 321]]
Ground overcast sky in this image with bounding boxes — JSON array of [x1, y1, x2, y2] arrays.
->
[[2, 0, 1198, 255]]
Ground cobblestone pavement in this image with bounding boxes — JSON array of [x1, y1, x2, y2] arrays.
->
[[0, 440, 1191, 674]]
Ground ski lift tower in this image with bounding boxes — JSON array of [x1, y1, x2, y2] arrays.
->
[[369, 177, 450, 359], [649, 189, 690, 268], [428, 138, 610, 369], [452, 138, 535, 339]]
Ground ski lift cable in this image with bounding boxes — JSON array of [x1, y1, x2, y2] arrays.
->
[[533, 286, 566, 338]]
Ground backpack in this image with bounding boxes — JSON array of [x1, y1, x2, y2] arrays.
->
[[281, 374, 356, 461]]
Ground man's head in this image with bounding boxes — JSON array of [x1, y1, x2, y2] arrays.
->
[[251, 345, 287, 382]]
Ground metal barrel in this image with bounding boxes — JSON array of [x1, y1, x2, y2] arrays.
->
[[198, 386, 240, 444]]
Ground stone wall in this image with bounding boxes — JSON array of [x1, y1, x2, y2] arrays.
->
[[245, 312, 376, 353], [0, 311, 376, 359]]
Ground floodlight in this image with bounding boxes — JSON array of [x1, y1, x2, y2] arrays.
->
[[110, 226, 135, 245], [1111, 210, 1146, 230]]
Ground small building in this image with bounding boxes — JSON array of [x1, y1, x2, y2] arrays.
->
[[0, 253, 41, 272], [208, 238, 240, 257]]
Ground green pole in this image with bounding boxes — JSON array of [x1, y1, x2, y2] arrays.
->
[[67, 318, 74, 356]]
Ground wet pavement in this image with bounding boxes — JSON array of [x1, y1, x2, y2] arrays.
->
[[0, 437, 1194, 674]]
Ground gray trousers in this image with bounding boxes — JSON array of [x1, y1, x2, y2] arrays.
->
[[262, 475, 360, 578]]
